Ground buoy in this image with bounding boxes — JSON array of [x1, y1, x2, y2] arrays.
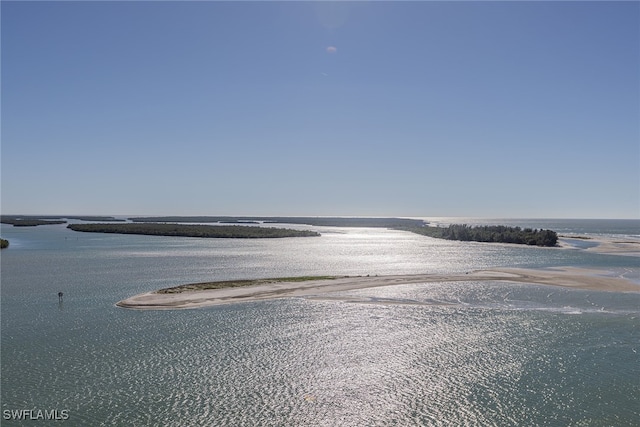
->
[[58, 292, 64, 302]]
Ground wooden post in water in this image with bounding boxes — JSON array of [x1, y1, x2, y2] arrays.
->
[[58, 292, 64, 303]]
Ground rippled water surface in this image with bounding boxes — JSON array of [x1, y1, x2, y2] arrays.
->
[[1, 219, 639, 425]]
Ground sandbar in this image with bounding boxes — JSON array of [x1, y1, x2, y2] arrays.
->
[[559, 235, 640, 256], [116, 266, 639, 310]]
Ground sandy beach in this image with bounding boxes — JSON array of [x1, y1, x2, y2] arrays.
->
[[116, 266, 639, 310]]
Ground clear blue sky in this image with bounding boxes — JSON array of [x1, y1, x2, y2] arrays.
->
[[2, 1, 638, 218]]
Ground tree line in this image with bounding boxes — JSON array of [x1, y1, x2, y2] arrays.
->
[[1, 217, 67, 226], [1, 215, 124, 226], [400, 224, 558, 247], [67, 223, 320, 238]]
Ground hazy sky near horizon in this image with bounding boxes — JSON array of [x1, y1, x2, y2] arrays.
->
[[2, 1, 638, 218]]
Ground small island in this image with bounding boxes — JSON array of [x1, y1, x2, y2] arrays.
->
[[0, 238, 8, 249], [157, 276, 341, 294], [400, 224, 558, 247], [116, 267, 639, 310], [67, 223, 320, 238]]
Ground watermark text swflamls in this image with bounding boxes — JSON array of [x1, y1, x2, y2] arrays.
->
[[3, 409, 70, 421]]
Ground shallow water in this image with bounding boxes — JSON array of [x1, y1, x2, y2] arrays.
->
[[1, 219, 639, 425]]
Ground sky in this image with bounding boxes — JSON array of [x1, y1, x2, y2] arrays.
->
[[2, 1, 638, 219]]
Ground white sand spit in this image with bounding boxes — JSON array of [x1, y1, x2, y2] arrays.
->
[[116, 267, 639, 310]]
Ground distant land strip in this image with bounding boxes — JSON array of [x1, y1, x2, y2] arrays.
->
[[1, 215, 124, 226], [67, 223, 320, 238], [0, 218, 67, 227], [129, 216, 427, 228]]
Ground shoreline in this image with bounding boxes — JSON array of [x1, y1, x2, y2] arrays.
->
[[116, 266, 639, 310]]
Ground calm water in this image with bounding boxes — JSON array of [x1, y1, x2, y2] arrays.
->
[[1, 218, 639, 426]]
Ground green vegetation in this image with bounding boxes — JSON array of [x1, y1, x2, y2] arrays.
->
[[157, 276, 341, 294], [401, 224, 558, 247], [1, 215, 124, 226], [67, 223, 320, 238], [1, 217, 67, 226], [130, 216, 427, 228], [559, 235, 592, 240], [0, 238, 9, 249], [64, 216, 125, 222]]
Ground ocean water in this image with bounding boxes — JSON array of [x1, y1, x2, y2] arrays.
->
[[1, 218, 638, 426]]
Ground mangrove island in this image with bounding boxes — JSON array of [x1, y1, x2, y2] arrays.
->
[[1, 215, 125, 226], [401, 224, 558, 247], [67, 223, 320, 238], [1, 217, 67, 227]]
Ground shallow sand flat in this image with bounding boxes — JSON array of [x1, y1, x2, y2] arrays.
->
[[116, 267, 639, 310], [559, 235, 640, 256], [585, 239, 640, 255]]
